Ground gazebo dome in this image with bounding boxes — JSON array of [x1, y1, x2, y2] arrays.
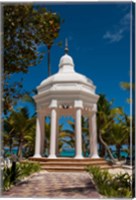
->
[[59, 54, 74, 68], [39, 51, 96, 97], [35, 39, 99, 110]]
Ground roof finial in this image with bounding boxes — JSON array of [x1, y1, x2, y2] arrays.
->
[[65, 38, 69, 54]]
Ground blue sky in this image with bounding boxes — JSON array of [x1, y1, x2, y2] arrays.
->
[[13, 2, 131, 115]]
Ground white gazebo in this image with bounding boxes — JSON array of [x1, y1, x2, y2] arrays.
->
[[33, 41, 100, 159]]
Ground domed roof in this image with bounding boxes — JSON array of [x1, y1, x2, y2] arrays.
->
[[59, 54, 74, 68], [34, 40, 99, 107], [38, 40, 96, 97]]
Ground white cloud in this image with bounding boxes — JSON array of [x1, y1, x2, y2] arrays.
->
[[103, 29, 124, 43], [103, 12, 130, 43], [120, 12, 130, 26]]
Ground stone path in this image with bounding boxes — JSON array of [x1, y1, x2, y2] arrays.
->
[[2, 171, 101, 198]]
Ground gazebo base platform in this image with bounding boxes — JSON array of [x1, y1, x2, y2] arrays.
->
[[28, 157, 115, 172]]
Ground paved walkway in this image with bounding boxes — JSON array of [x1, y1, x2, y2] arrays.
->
[[3, 171, 101, 198]]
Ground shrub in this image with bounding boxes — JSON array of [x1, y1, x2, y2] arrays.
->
[[86, 166, 132, 198], [18, 162, 41, 178], [3, 162, 22, 191], [2, 161, 41, 191]]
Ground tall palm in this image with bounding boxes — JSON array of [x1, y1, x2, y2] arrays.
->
[[5, 107, 34, 160], [110, 123, 129, 159], [4, 118, 16, 153], [97, 94, 122, 162], [37, 9, 61, 76], [81, 117, 90, 157], [23, 116, 36, 157]]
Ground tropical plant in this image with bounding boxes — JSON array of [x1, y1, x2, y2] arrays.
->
[[36, 7, 61, 76], [23, 117, 36, 158], [82, 117, 90, 157], [59, 116, 89, 157], [110, 123, 128, 159], [3, 161, 41, 191], [86, 166, 132, 198], [97, 94, 123, 162], [18, 162, 41, 177], [3, 119, 16, 153], [3, 162, 22, 191], [3, 107, 36, 160]]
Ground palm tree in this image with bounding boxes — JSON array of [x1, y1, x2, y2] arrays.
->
[[81, 117, 89, 157], [23, 116, 36, 157], [97, 94, 122, 162], [4, 107, 35, 160], [37, 9, 61, 76], [62, 116, 90, 157], [110, 123, 129, 159], [4, 118, 16, 153]]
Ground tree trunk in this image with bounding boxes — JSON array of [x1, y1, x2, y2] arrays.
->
[[17, 140, 23, 160], [101, 145, 106, 157], [83, 145, 86, 157], [9, 138, 12, 153], [116, 144, 121, 160], [99, 131, 116, 163], [9, 128, 14, 153], [47, 47, 51, 76]]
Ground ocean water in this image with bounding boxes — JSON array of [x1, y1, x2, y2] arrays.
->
[[4, 146, 128, 158], [60, 150, 128, 158]]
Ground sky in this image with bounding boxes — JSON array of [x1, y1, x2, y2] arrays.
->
[[12, 2, 131, 116]]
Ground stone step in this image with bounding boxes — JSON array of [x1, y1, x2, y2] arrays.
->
[[27, 157, 113, 172], [29, 157, 106, 162], [38, 161, 109, 166], [40, 164, 112, 172]]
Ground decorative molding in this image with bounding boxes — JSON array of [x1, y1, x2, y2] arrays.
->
[[74, 100, 83, 109], [49, 100, 57, 108]]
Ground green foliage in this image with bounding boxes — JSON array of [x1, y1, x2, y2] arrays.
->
[[86, 166, 132, 198], [3, 162, 41, 191], [4, 5, 61, 75], [120, 82, 134, 103], [17, 162, 41, 178], [120, 82, 134, 91], [3, 4, 61, 113], [4, 107, 36, 160], [3, 162, 22, 191], [97, 94, 130, 161]]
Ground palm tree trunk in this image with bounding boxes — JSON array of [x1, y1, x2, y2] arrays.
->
[[99, 131, 116, 163], [9, 128, 14, 153], [101, 145, 105, 157], [116, 144, 121, 160], [47, 47, 51, 76], [17, 140, 23, 160], [83, 145, 86, 157], [9, 138, 12, 153]]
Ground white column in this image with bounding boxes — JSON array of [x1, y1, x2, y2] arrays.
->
[[48, 108, 57, 158], [33, 113, 42, 158], [74, 100, 83, 159], [56, 115, 59, 156], [40, 114, 45, 156], [89, 109, 99, 159]]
